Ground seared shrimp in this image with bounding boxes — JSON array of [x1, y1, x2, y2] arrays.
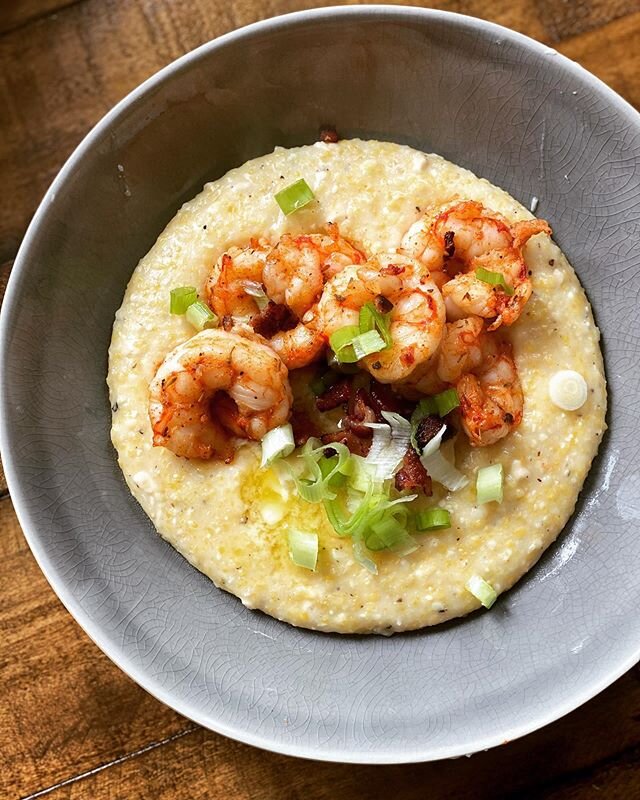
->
[[204, 239, 271, 319], [457, 338, 523, 446], [314, 253, 445, 383], [263, 225, 365, 318], [149, 328, 292, 460], [398, 316, 485, 394], [401, 201, 551, 329]]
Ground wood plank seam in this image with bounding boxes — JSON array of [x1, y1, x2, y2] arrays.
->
[[0, 0, 88, 39], [18, 725, 199, 800], [505, 740, 640, 799]]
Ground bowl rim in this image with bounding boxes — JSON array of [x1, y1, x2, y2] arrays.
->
[[1, 4, 639, 764]]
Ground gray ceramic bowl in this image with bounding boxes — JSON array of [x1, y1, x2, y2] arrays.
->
[[2, 5, 639, 764]]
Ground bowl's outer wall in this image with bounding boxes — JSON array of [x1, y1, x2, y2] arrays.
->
[[2, 8, 640, 762]]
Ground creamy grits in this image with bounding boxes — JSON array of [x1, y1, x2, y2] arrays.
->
[[108, 139, 606, 634]]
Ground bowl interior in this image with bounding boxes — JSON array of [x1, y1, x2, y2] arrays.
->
[[2, 7, 640, 763]]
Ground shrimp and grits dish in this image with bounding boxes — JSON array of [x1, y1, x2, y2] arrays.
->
[[108, 138, 606, 634]]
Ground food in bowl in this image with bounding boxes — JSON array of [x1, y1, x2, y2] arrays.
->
[[107, 138, 606, 634]]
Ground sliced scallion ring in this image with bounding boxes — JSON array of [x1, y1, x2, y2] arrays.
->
[[310, 369, 339, 396], [260, 423, 295, 467], [329, 325, 361, 363], [475, 267, 515, 296], [435, 388, 460, 417], [352, 329, 386, 360], [465, 575, 497, 609], [170, 286, 198, 315], [274, 178, 315, 216], [415, 508, 451, 531], [185, 300, 219, 331], [476, 463, 503, 504], [548, 370, 588, 411], [288, 530, 318, 570], [359, 301, 392, 349]]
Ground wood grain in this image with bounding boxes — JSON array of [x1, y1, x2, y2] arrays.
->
[[0, 498, 187, 799], [1, 1, 640, 798], [25, 669, 640, 799], [0, 0, 85, 35]]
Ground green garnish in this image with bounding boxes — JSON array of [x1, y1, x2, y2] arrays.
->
[[170, 286, 198, 315], [328, 325, 361, 363], [274, 179, 315, 215], [476, 463, 504, 504], [260, 424, 295, 467], [288, 530, 318, 571], [185, 300, 218, 331], [475, 267, 515, 296], [434, 388, 460, 417], [415, 507, 451, 531], [359, 301, 392, 349], [466, 575, 497, 609]]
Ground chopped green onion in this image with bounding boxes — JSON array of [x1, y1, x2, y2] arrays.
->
[[476, 463, 503, 504], [185, 300, 218, 331], [274, 178, 315, 215], [365, 506, 417, 555], [288, 530, 318, 571], [365, 411, 411, 481], [415, 508, 451, 531], [293, 439, 351, 503], [260, 423, 295, 467], [329, 325, 361, 363], [310, 369, 339, 396], [548, 370, 588, 411], [170, 286, 198, 315], [352, 329, 386, 360], [475, 267, 514, 296], [359, 301, 392, 349], [465, 575, 497, 609], [435, 388, 460, 417], [352, 536, 378, 574]]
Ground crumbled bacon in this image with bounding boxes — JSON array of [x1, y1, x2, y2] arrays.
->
[[221, 315, 234, 332], [250, 301, 297, 338], [344, 387, 377, 436], [319, 126, 339, 143], [321, 429, 371, 457], [395, 447, 432, 495], [373, 294, 393, 314], [413, 414, 444, 452], [290, 410, 321, 447], [368, 380, 413, 420], [315, 379, 351, 411]]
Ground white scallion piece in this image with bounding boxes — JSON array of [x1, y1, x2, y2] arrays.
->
[[364, 411, 411, 480], [465, 575, 497, 609], [418, 425, 469, 492], [548, 370, 588, 411], [260, 423, 295, 467]]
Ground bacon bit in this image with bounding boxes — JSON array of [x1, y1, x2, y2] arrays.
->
[[319, 126, 339, 143], [414, 415, 444, 452], [250, 301, 297, 338], [321, 429, 371, 457], [395, 448, 433, 495], [316, 379, 351, 411], [374, 295, 393, 314], [290, 410, 321, 447], [368, 380, 413, 420], [221, 315, 234, 332], [443, 230, 455, 259]]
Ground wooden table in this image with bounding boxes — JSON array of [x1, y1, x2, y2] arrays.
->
[[1, 1, 639, 797]]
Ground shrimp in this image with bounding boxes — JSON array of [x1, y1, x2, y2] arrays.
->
[[149, 328, 292, 460], [263, 225, 365, 318], [314, 253, 445, 383], [401, 201, 551, 329], [204, 239, 271, 319], [270, 322, 326, 370], [398, 316, 485, 395], [456, 337, 523, 447]]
